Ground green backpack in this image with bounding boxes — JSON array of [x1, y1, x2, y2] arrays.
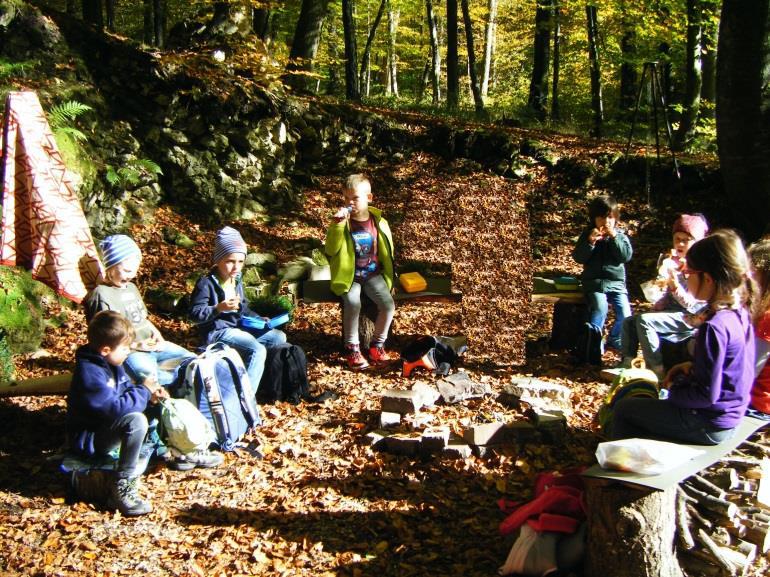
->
[[160, 398, 217, 455], [598, 367, 660, 433]]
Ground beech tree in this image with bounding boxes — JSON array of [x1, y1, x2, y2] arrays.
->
[[426, 0, 441, 104], [286, 0, 331, 92], [528, 0, 552, 120], [716, 0, 770, 239], [481, 0, 498, 97], [585, 3, 603, 137], [674, 0, 703, 150], [385, 1, 399, 97], [359, 0, 387, 96], [446, 0, 459, 111], [619, 1, 637, 114], [342, 0, 361, 100], [551, 0, 560, 120], [461, 0, 483, 114]]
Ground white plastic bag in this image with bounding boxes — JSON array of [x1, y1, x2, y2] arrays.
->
[[160, 398, 216, 454], [595, 438, 705, 476], [640, 280, 666, 304]]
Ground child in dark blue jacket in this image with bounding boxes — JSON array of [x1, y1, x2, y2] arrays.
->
[[67, 311, 166, 516], [188, 227, 286, 393]]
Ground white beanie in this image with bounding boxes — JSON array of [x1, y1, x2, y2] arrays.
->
[[213, 226, 247, 264], [100, 235, 141, 270]]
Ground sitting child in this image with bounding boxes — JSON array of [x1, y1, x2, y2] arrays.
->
[[325, 174, 396, 369], [611, 230, 756, 445], [84, 235, 195, 387], [572, 195, 633, 353], [67, 311, 162, 516], [747, 239, 770, 419], [189, 226, 286, 395], [620, 214, 709, 380]]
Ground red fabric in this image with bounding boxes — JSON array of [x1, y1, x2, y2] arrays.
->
[[751, 312, 770, 413], [499, 470, 587, 536], [1, 91, 103, 303]]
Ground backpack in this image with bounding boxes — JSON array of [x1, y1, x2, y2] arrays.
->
[[159, 398, 217, 455], [258, 343, 310, 405], [400, 335, 466, 377], [597, 367, 660, 433], [571, 322, 603, 366], [174, 343, 261, 452]]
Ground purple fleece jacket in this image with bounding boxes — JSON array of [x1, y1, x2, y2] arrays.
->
[[668, 307, 755, 429]]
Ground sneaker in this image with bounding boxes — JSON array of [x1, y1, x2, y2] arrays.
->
[[345, 347, 369, 370], [368, 346, 392, 365], [107, 476, 152, 516], [168, 449, 224, 471]]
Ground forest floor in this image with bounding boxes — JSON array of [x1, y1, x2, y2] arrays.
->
[[1, 141, 765, 576]]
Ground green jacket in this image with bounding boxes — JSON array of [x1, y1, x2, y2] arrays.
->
[[572, 227, 632, 294], [325, 207, 395, 296]]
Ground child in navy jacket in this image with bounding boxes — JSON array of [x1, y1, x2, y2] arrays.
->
[[67, 311, 167, 516]]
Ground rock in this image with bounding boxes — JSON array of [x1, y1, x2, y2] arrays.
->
[[411, 381, 440, 408], [309, 265, 330, 281], [382, 433, 422, 457], [436, 371, 492, 404], [381, 389, 422, 415], [442, 441, 473, 460], [380, 411, 401, 428], [505, 377, 573, 413], [363, 430, 387, 448], [421, 426, 450, 454], [462, 420, 537, 446]]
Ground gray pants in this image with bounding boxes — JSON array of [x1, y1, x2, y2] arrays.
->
[[621, 310, 695, 369], [93, 412, 148, 479], [341, 274, 395, 348]]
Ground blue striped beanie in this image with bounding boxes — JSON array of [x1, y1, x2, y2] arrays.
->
[[100, 235, 141, 270], [213, 226, 247, 264]]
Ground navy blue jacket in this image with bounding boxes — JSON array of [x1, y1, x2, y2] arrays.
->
[[572, 227, 633, 294], [189, 272, 258, 346], [66, 345, 150, 456]]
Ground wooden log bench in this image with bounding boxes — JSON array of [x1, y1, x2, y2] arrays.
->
[[581, 416, 770, 577]]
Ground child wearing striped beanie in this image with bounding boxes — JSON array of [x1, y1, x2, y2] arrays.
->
[[84, 234, 195, 387], [188, 227, 286, 395]]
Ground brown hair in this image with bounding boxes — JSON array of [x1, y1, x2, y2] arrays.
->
[[686, 229, 757, 313], [87, 311, 134, 350], [588, 195, 619, 221], [749, 238, 770, 322]]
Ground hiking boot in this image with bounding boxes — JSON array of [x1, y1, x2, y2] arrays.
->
[[168, 449, 224, 471], [368, 346, 392, 365], [345, 347, 369, 370], [107, 476, 152, 516]]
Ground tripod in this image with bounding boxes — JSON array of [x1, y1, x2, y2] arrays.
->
[[624, 62, 681, 202]]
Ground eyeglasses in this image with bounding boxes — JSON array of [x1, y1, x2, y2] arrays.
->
[[682, 265, 702, 278]]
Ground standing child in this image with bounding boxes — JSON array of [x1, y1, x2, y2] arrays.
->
[[84, 235, 195, 387], [572, 195, 633, 353], [189, 226, 286, 394], [325, 174, 396, 370], [747, 239, 770, 418], [611, 230, 756, 445], [67, 311, 163, 516], [619, 214, 709, 379]]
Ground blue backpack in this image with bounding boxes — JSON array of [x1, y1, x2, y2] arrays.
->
[[174, 343, 261, 452]]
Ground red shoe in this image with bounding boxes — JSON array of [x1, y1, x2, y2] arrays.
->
[[345, 347, 369, 370], [368, 346, 392, 365]]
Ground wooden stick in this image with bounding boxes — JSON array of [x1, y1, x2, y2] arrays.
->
[[676, 487, 696, 550], [687, 503, 714, 530], [708, 468, 740, 491], [682, 483, 739, 519], [695, 528, 737, 575], [691, 473, 728, 500]]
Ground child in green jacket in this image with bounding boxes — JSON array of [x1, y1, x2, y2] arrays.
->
[[325, 174, 395, 370]]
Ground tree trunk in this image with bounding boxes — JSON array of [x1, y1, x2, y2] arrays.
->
[[153, 0, 165, 49], [253, 8, 272, 43], [81, 0, 103, 29], [674, 0, 703, 150], [585, 3, 603, 137], [699, 0, 718, 119], [426, 0, 441, 104], [386, 2, 399, 97], [658, 41, 672, 105], [342, 0, 361, 100], [481, 0, 498, 97], [461, 0, 483, 115], [105, 0, 115, 31], [446, 0, 460, 112], [143, 0, 153, 45], [359, 0, 387, 96], [527, 0, 552, 120], [66, 0, 77, 15], [551, 1, 561, 121], [585, 480, 684, 577], [716, 0, 770, 240], [286, 0, 331, 92], [619, 2, 637, 114], [327, 19, 342, 95]]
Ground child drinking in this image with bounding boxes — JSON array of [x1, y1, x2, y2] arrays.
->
[[572, 195, 633, 353], [611, 230, 756, 445]]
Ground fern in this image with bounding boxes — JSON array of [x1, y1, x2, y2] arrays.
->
[[54, 125, 88, 142], [48, 100, 93, 130], [106, 159, 163, 188]]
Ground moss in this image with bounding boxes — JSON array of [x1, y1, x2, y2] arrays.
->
[[55, 131, 97, 184], [0, 334, 14, 382], [248, 294, 293, 322], [0, 265, 51, 354]]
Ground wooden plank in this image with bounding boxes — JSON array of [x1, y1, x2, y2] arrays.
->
[[0, 372, 72, 397], [299, 277, 462, 304], [582, 416, 770, 491]]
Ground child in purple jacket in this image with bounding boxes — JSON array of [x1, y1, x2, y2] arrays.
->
[[610, 230, 756, 445]]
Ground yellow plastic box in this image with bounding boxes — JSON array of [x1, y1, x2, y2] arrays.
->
[[399, 272, 428, 293]]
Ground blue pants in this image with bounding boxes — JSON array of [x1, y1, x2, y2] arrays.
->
[[93, 412, 148, 479], [611, 397, 735, 445], [209, 327, 287, 390], [586, 291, 632, 351], [125, 341, 196, 386], [621, 311, 695, 369]]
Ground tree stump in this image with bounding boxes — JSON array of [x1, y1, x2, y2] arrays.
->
[[341, 296, 377, 349], [585, 478, 684, 577]]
